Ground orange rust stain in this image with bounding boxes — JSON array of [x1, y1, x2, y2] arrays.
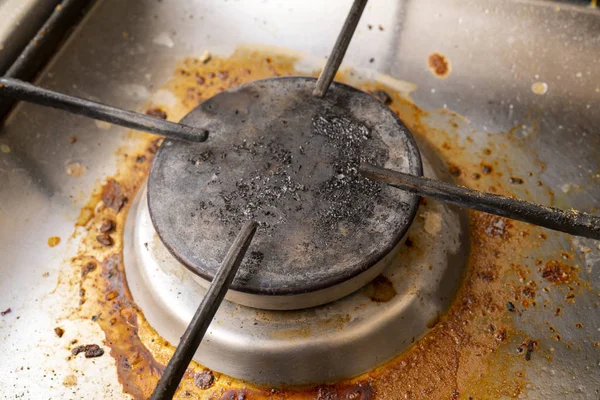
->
[[363, 275, 396, 303], [101, 179, 128, 212], [428, 53, 451, 78], [66, 47, 551, 399], [321, 69, 538, 394], [481, 163, 494, 175], [476, 264, 499, 282], [426, 314, 441, 329], [47, 236, 61, 247], [69, 137, 166, 398], [448, 164, 462, 177], [541, 260, 576, 284], [145, 107, 167, 120], [366, 207, 537, 398], [75, 203, 95, 227]]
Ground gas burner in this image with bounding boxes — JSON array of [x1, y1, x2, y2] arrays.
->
[[2, 0, 598, 396], [126, 155, 467, 385], [147, 77, 422, 310]]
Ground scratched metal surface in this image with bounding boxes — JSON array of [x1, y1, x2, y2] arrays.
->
[[0, 0, 598, 398]]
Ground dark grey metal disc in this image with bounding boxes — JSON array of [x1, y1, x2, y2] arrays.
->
[[148, 77, 422, 299]]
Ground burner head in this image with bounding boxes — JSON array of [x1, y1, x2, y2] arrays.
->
[[148, 77, 422, 309]]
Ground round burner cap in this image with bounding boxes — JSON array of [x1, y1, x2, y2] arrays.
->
[[148, 77, 421, 309]]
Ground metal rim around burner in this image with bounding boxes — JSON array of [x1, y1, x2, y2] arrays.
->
[[147, 77, 422, 309], [125, 154, 468, 385]]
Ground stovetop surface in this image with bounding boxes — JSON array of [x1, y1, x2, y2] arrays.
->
[[0, 0, 599, 398]]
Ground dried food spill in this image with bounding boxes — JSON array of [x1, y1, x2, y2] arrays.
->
[[427, 53, 451, 78], [58, 46, 591, 399]]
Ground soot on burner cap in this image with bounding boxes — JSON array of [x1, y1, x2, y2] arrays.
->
[[147, 77, 422, 309]]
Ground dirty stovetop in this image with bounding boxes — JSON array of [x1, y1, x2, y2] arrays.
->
[[0, 0, 599, 399]]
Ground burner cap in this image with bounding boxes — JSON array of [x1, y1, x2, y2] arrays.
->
[[148, 77, 422, 309]]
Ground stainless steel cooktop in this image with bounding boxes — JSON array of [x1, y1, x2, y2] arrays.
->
[[1, 0, 598, 398]]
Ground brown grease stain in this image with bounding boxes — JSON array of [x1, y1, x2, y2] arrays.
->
[[363, 275, 396, 303], [67, 47, 579, 399], [48, 236, 61, 247], [70, 138, 166, 398], [541, 260, 576, 284], [427, 53, 451, 78]]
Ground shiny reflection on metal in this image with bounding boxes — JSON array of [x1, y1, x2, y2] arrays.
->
[[150, 221, 257, 400], [313, 0, 368, 98], [126, 153, 468, 385], [360, 163, 600, 240], [0, 0, 96, 119], [0, 78, 208, 142], [0, 0, 58, 74], [3, 0, 94, 78], [147, 77, 422, 310]]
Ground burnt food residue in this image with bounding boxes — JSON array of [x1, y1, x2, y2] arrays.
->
[[428, 53, 451, 78], [66, 48, 582, 399]]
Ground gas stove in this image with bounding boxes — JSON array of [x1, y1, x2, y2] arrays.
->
[[1, 1, 599, 399], [124, 75, 466, 386]]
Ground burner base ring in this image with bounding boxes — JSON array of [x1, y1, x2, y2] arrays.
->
[[125, 152, 469, 385]]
